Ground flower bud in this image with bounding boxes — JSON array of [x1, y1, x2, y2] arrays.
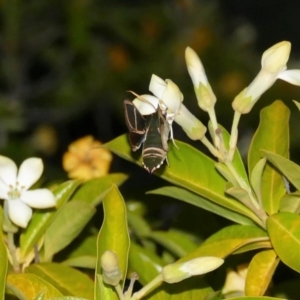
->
[[101, 250, 122, 286], [162, 256, 224, 284], [185, 47, 216, 112], [174, 104, 207, 140], [232, 41, 297, 114], [261, 41, 290, 73]]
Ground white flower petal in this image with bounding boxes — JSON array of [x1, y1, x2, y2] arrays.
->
[[185, 47, 208, 86], [149, 74, 167, 98], [0, 156, 17, 186], [21, 189, 56, 208], [261, 41, 290, 73], [174, 104, 207, 140], [0, 178, 9, 199], [17, 158, 43, 189], [7, 199, 32, 228], [133, 95, 158, 115], [278, 69, 300, 85], [180, 257, 224, 276], [162, 80, 183, 114]]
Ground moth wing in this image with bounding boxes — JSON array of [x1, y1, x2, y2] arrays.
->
[[158, 108, 170, 152], [124, 100, 146, 151]]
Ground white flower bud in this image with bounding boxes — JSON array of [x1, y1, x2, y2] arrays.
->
[[232, 41, 300, 114], [101, 250, 122, 286], [174, 104, 207, 140], [162, 256, 224, 284]]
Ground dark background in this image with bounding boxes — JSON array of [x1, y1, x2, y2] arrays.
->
[[1, 0, 300, 179]]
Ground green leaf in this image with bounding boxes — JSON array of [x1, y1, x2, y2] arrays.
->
[[280, 192, 300, 213], [128, 242, 164, 285], [0, 207, 7, 299], [245, 249, 279, 296], [43, 201, 96, 261], [62, 235, 97, 269], [20, 180, 81, 261], [127, 211, 151, 238], [149, 186, 256, 225], [233, 240, 272, 254], [149, 229, 198, 257], [250, 158, 266, 205], [147, 277, 214, 300], [229, 297, 285, 300], [262, 150, 300, 191], [71, 173, 128, 206], [267, 212, 300, 272], [26, 263, 94, 300], [95, 185, 130, 300], [6, 273, 63, 299], [106, 135, 262, 226], [215, 123, 250, 188], [49, 297, 89, 300], [248, 100, 290, 215], [180, 225, 268, 260]]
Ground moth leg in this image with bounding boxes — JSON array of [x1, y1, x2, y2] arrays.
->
[[169, 124, 179, 150]]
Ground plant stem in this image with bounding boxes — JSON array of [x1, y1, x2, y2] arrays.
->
[[228, 111, 241, 161], [131, 274, 163, 300]]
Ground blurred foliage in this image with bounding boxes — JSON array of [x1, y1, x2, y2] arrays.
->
[[1, 0, 300, 172]]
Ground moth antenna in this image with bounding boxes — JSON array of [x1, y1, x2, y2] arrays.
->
[[127, 90, 157, 111]]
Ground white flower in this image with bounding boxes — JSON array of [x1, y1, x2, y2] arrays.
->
[[132, 74, 183, 125], [132, 75, 207, 141], [0, 156, 56, 228], [232, 41, 300, 114], [162, 256, 224, 284], [185, 47, 217, 112]]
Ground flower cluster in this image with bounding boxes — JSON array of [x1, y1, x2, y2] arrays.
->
[[130, 41, 300, 162], [62, 135, 112, 181]]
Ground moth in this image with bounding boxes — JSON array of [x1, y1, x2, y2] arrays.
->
[[124, 99, 170, 173]]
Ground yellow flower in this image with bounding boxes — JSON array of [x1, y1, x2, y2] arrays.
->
[[62, 136, 112, 180]]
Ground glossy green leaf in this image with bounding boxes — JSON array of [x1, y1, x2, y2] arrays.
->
[[280, 192, 300, 213], [106, 135, 262, 226], [43, 201, 96, 261], [20, 180, 81, 261], [128, 242, 164, 285], [267, 212, 300, 272], [63, 256, 97, 269], [216, 123, 250, 188], [149, 278, 214, 300], [62, 235, 97, 269], [0, 207, 7, 299], [215, 163, 239, 187], [71, 173, 128, 205], [233, 240, 272, 254], [245, 249, 279, 296], [149, 186, 256, 225], [26, 263, 94, 299], [49, 297, 89, 300], [149, 229, 198, 257], [127, 211, 151, 238], [248, 100, 289, 215], [229, 297, 284, 300], [250, 158, 266, 205], [95, 185, 130, 300], [7, 273, 63, 299], [179, 225, 268, 261], [262, 150, 300, 191]]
